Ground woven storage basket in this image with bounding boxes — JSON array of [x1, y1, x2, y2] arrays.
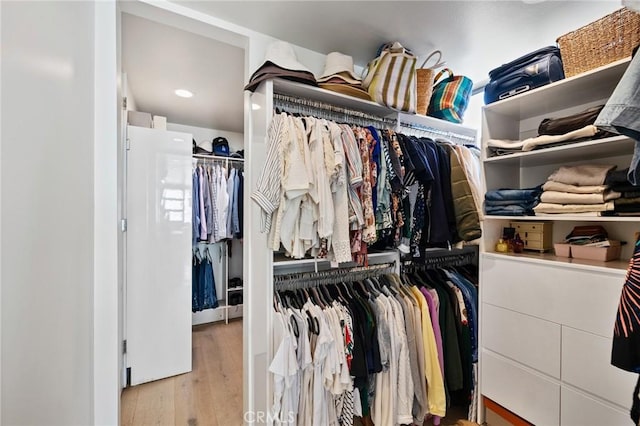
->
[[416, 50, 442, 115], [416, 68, 435, 115], [557, 7, 640, 78]]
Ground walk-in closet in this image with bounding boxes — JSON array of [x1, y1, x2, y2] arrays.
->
[[6, 1, 640, 426]]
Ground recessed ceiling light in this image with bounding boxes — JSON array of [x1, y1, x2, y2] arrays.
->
[[174, 89, 193, 98]]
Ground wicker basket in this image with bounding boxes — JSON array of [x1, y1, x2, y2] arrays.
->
[[416, 50, 443, 115], [557, 7, 640, 78], [416, 68, 435, 115]]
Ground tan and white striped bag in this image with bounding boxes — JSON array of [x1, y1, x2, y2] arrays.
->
[[362, 42, 417, 113]]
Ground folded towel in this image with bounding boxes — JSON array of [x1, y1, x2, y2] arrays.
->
[[547, 164, 617, 186], [533, 202, 614, 214], [540, 190, 620, 204], [542, 181, 608, 194]]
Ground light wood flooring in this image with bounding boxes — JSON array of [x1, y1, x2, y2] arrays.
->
[[121, 319, 243, 426]]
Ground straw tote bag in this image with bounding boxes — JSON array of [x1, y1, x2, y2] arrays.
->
[[416, 50, 444, 115]]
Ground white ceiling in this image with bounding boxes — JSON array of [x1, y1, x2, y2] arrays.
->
[[122, 1, 622, 133], [122, 12, 245, 132]]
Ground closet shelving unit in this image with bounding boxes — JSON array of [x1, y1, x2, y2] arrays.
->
[[245, 77, 478, 418], [193, 153, 244, 325], [479, 57, 637, 425]]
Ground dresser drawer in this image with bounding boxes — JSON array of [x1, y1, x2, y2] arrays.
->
[[483, 303, 560, 378], [481, 255, 624, 337], [523, 239, 545, 250], [562, 326, 636, 409], [561, 386, 630, 426], [482, 350, 560, 426], [510, 222, 548, 233]]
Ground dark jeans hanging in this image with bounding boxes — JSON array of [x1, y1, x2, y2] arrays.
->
[[192, 248, 219, 312]]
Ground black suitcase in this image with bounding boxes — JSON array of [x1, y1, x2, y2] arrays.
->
[[484, 46, 565, 104]]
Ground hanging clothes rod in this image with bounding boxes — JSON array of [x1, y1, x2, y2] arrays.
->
[[193, 154, 244, 162], [398, 120, 477, 145], [402, 246, 478, 270], [273, 92, 397, 128], [273, 261, 396, 290]]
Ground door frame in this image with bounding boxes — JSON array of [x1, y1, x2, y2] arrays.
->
[[113, 0, 250, 423]]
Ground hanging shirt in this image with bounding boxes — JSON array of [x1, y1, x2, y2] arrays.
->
[[252, 113, 288, 233], [201, 166, 214, 240], [233, 166, 241, 237], [198, 166, 208, 241], [208, 167, 220, 243], [192, 169, 200, 246], [217, 166, 229, 240], [226, 168, 236, 238]]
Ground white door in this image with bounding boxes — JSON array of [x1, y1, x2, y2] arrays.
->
[[126, 125, 193, 385]]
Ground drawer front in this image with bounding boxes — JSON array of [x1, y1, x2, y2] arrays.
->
[[562, 326, 636, 409], [561, 386, 630, 426], [483, 303, 561, 378], [510, 222, 549, 233], [481, 255, 624, 337], [521, 231, 542, 242], [482, 350, 560, 426], [523, 239, 544, 250]]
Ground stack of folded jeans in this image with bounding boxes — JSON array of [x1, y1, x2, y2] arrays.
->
[[603, 168, 640, 215], [484, 186, 542, 216], [534, 164, 620, 215]]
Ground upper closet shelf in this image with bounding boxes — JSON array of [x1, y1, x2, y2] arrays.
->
[[483, 135, 633, 167], [482, 57, 630, 120], [272, 78, 395, 118], [271, 79, 477, 140]]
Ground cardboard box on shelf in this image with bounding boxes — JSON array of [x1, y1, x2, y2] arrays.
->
[[570, 240, 621, 262], [554, 243, 571, 258]]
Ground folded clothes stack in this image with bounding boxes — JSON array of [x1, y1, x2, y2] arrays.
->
[[534, 164, 621, 215], [484, 186, 542, 216], [602, 168, 640, 215], [487, 105, 616, 156]]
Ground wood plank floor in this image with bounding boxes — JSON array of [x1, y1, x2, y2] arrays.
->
[[121, 319, 243, 426]]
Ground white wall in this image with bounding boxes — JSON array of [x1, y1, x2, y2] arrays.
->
[[94, 1, 119, 425], [167, 122, 244, 153], [1, 1, 95, 424]]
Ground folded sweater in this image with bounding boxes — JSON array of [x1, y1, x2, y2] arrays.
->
[[547, 164, 617, 186], [540, 190, 621, 204], [533, 202, 614, 214]]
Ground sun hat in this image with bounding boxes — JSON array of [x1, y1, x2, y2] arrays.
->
[[245, 42, 317, 92], [318, 52, 361, 84], [319, 83, 371, 101], [263, 41, 311, 73], [195, 139, 213, 155]]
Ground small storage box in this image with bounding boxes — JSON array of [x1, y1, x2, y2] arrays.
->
[[128, 110, 152, 128], [554, 243, 572, 258], [570, 241, 621, 262], [510, 221, 553, 252]]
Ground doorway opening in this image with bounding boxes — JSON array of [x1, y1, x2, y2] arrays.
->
[[117, 6, 247, 425]]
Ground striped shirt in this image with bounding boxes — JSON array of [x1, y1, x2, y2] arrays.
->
[[251, 113, 288, 233]]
